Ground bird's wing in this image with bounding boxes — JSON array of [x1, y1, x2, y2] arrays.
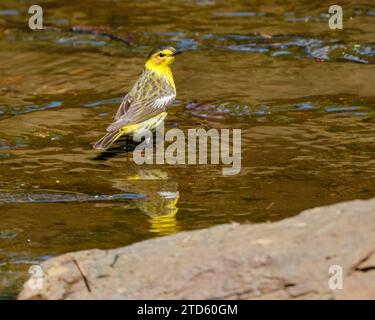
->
[[107, 73, 175, 133], [114, 95, 132, 120]]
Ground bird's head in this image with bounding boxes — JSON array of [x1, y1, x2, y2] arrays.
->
[[145, 47, 182, 70]]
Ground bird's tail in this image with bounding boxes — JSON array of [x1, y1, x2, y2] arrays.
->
[[93, 130, 124, 150]]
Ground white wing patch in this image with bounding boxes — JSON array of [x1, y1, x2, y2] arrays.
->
[[154, 94, 175, 109]]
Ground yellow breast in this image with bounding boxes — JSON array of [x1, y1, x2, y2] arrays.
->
[[145, 61, 176, 91]]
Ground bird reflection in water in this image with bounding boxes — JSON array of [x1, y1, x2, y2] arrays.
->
[[112, 169, 179, 236]]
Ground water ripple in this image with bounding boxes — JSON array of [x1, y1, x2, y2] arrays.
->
[[185, 101, 371, 120], [3, 101, 63, 116], [0, 190, 144, 203]]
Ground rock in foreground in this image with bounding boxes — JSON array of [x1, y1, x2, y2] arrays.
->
[[19, 199, 375, 299]]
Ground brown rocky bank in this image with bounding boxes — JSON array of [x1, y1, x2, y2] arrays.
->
[[19, 198, 375, 300]]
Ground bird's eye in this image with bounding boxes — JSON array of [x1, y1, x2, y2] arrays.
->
[[158, 53, 166, 57]]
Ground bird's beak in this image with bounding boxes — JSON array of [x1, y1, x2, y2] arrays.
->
[[171, 50, 183, 56]]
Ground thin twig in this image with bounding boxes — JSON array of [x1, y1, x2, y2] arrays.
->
[[73, 258, 92, 292]]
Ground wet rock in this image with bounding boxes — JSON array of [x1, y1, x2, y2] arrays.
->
[[18, 198, 375, 300]]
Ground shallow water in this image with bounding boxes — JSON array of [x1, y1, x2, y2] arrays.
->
[[0, 0, 375, 298]]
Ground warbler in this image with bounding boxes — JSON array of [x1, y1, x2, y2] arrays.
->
[[93, 46, 182, 150]]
